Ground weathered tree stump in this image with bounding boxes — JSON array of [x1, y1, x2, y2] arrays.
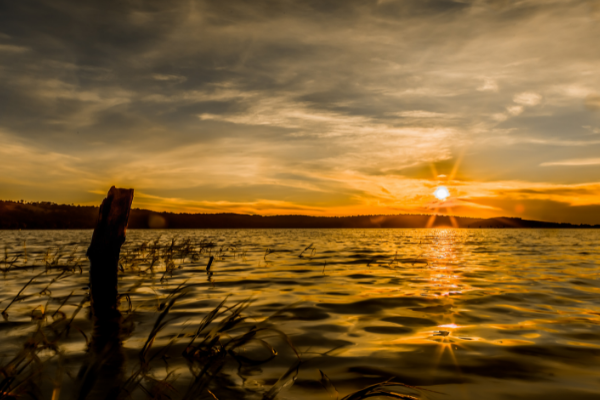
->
[[87, 186, 134, 341], [78, 186, 133, 400]]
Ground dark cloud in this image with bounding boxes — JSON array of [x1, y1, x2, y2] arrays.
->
[[0, 0, 187, 64]]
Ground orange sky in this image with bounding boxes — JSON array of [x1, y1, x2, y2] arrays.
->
[[1, 1, 600, 224]]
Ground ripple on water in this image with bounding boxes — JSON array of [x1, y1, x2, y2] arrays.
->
[[0, 228, 599, 399]]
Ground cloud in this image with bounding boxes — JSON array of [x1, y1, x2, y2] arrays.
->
[[513, 92, 542, 106], [586, 94, 600, 111], [395, 111, 455, 118], [498, 92, 542, 119], [131, 190, 327, 215], [583, 125, 600, 134], [492, 113, 509, 121], [498, 136, 600, 146], [496, 185, 600, 197], [0, 44, 29, 53], [506, 105, 524, 116], [477, 78, 498, 92], [540, 158, 600, 166], [152, 74, 187, 83]]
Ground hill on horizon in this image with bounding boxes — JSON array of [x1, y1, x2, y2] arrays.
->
[[1, 200, 598, 230]]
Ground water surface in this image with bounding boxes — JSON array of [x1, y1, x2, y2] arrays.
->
[[1, 229, 599, 399]]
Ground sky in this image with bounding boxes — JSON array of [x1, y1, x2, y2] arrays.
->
[[1, 0, 600, 224]]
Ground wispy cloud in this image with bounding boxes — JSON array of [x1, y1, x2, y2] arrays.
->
[[514, 92, 542, 106], [0, 44, 29, 53], [477, 78, 498, 92], [394, 111, 456, 118], [541, 158, 600, 166]]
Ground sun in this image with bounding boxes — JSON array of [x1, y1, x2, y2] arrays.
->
[[434, 186, 450, 201]]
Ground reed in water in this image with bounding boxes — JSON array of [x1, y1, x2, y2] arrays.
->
[[0, 237, 431, 400]]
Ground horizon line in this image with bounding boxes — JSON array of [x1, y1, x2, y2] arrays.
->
[[3, 199, 599, 227]]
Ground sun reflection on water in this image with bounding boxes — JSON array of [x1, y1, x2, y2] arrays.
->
[[0, 228, 599, 399]]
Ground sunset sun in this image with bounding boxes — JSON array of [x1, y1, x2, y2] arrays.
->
[[434, 186, 450, 201]]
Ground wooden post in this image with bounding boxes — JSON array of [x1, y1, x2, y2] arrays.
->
[[87, 186, 134, 334], [77, 187, 133, 400]]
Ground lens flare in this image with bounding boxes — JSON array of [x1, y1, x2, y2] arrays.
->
[[434, 186, 450, 200]]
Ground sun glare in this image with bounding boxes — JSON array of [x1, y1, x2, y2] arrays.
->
[[434, 186, 450, 201]]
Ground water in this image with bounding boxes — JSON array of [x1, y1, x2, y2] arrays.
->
[[1, 229, 599, 399]]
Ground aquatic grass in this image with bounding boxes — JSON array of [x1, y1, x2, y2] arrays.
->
[[140, 287, 189, 365], [262, 359, 302, 400], [264, 248, 274, 260], [105, 283, 301, 399], [340, 379, 441, 400], [318, 369, 339, 400], [1, 247, 20, 275], [0, 235, 439, 400], [2, 271, 45, 320], [0, 311, 66, 400], [298, 243, 314, 258]]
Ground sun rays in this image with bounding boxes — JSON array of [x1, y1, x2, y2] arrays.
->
[[425, 154, 467, 228]]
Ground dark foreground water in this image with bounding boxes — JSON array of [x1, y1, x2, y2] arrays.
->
[[1, 229, 599, 399]]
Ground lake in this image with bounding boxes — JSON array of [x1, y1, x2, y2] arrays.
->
[[1, 229, 599, 399]]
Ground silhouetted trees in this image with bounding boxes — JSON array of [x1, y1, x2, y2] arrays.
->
[[0, 200, 597, 229]]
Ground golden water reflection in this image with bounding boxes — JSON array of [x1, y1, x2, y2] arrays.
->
[[0, 228, 599, 399]]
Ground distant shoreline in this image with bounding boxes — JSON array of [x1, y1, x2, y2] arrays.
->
[[1, 200, 598, 230], [1, 227, 599, 231]]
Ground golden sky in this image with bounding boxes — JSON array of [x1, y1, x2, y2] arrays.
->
[[1, 0, 600, 224]]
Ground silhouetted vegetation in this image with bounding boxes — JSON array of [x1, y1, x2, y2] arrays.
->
[[1, 200, 598, 229], [0, 238, 435, 400]]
